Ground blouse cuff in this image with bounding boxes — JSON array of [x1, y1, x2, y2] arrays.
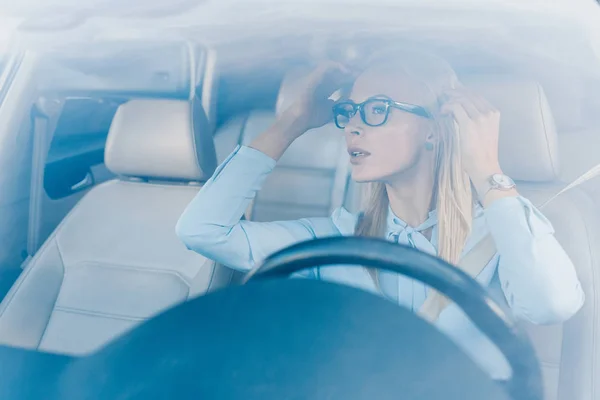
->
[[194, 145, 278, 225], [212, 145, 277, 182], [484, 195, 554, 239]]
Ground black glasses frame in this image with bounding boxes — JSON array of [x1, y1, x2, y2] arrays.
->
[[332, 98, 432, 129]]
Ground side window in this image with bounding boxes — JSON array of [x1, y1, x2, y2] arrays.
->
[[44, 98, 123, 199]]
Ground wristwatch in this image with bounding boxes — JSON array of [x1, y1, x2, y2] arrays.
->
[[479, 173, 516, 201]]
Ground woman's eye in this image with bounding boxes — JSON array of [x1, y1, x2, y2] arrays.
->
[[340, 109, 354, 118], [371, 106, 386, 115]]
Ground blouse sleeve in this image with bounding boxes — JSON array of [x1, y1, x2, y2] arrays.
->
[[483, 196, 585, 324], [176, 145, 340, 274]]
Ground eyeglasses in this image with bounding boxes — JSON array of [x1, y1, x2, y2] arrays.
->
[[332, 97, 432, 129]]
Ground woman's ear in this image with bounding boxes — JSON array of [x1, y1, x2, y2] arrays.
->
[[424, 130, 436, 151], [426, 124, 439, 143], [424, 120, 444, 151]]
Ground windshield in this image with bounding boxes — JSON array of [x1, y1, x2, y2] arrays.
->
[[0, 2, 598, 399], [0, 17, 20, 85]]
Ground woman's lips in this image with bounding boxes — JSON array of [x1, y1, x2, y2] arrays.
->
[[348, 147, 371, 164]]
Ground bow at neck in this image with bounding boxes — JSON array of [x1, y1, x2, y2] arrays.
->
[[386, 207, 438, 256]]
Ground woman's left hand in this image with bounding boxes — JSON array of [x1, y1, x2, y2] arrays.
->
[[440, 88, 505, 195]]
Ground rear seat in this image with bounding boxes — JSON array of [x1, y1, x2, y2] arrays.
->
[[214, 68, 355, 221], [0, 99, 232, 355]]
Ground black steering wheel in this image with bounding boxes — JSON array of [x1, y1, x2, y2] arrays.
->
[[245, 236, 543, 400]]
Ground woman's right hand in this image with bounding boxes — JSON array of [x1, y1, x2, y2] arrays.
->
[[250, 62, 353, 161], [282, 62, 354, 136]]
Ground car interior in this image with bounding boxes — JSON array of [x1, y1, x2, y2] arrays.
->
[[0, 4, 599, 398]]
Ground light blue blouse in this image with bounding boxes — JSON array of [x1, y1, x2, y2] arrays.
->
[[176, 145, 584, 380]]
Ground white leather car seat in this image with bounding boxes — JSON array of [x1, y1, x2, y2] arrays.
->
[[214, 67, 351, 221], [0, 99, 232, 355], [448, 75, 599, 400]]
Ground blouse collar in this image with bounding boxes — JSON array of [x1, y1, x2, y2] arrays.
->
[[386, 206, 438, 236]]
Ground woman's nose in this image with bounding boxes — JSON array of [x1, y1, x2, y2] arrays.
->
[[344, 126, 362, 137], [343, 115, 364, 137]]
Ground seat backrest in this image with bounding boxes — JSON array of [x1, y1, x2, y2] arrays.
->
[[214, 68, 350, 221], [465, 75, 600, 400], [0, 98, 232, 355]]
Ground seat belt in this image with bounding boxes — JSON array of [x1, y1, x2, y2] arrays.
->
[[419, 234, 497, 322], [419, 164, 600, 322]]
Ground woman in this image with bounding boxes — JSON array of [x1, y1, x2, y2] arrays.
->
[[176, 49, 584, 379]]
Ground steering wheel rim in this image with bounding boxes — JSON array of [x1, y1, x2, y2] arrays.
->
[[245, 236, 543, 400]]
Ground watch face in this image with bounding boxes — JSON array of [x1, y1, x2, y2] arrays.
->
[[492, 173, 515, 188]]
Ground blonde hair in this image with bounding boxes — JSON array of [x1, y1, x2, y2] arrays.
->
[[353, 48, 474, 283]]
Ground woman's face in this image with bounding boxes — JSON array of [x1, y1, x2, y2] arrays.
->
[[343, 67, 437, 183]]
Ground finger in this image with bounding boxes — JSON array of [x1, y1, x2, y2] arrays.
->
[[476, 96, 498, 115], [322, 60, 351, 73], [310, 62, 351, 84], [440, 101, 471, 127], [442, 95, 480, 120], [445, 88, 496, 115], [314, 67, 354, 99], [329, 84, 353, 102], [463, 91, 495, 115], [458, 92, 500, 124]]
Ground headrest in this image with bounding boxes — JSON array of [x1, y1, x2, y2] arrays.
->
[[276, 69, 559, 182], [463, 75, 559, 182], [105, 99, 217, 182]]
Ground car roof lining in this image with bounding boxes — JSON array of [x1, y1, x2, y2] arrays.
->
[[24, 12, 600, 132]]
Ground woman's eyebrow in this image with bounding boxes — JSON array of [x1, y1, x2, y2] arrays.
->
[[346, 94, 391, 103], [370, 94, 392, 100]]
